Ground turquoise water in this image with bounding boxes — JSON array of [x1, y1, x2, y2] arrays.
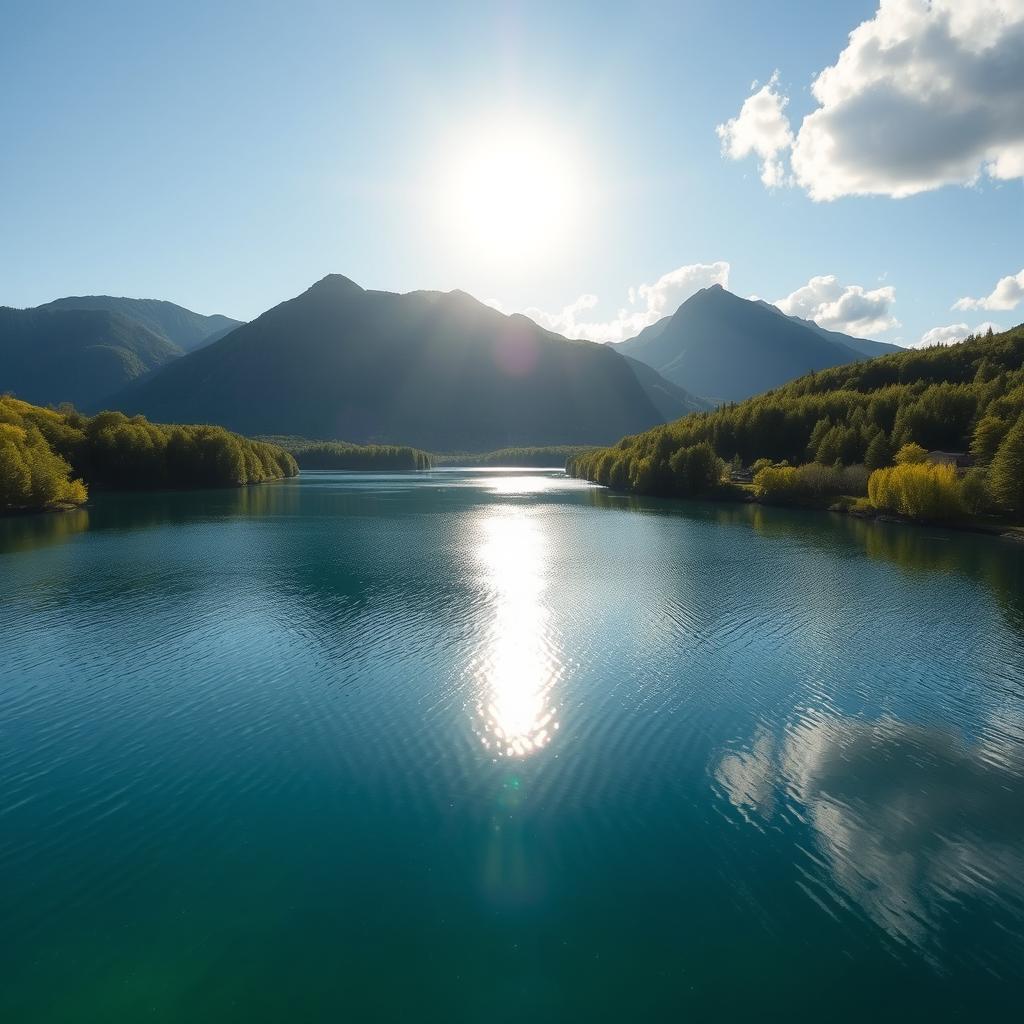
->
[[2, 469, 1023, 1021]]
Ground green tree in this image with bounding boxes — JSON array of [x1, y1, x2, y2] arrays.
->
[[564, 322, 1024, 504], [959, 468, 992, 516], [864, 431, 893, 470], [990, 416, 1024, 512], [970, 415, 1009, 464]]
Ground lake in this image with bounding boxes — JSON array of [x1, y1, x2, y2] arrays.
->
[[2, 469, 1023, 1021]]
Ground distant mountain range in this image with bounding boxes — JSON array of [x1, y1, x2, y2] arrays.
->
[[35, 296, 240, 353], [112, 275, 708, 451], [615, 284, 901, 402], [1, 277, 904, 451], [0, 297, 240, 409]]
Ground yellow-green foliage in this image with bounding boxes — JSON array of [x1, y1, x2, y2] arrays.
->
[[0, 395, 298, 513], [63, 410, 298, 489], [0, 420, 87, 511], [894, 442, 928, 465], [753, 462, 869, 503], [867, 463, 963, 520], [567, 437, 723, 498], [753, 465, 800, 499]]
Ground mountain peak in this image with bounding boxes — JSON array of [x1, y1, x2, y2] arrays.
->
[[697, 282, 735, 300], [111, 278, 702, 450], [675, 282, 740, 315], [305, 274, 365, 297], [617, 284, 891, 402]]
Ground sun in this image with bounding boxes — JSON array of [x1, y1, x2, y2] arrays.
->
[[440, 120, 582, 264]]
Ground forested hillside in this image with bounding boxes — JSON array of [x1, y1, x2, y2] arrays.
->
[[1, 297, 241, 411], [0, 397, 297, 513], [570, 325, 1024, 518]]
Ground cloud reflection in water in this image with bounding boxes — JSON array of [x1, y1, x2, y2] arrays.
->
[[714, 714, 1024, 962]]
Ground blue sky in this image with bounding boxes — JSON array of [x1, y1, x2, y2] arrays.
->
[[2, 0, 1021, 346]]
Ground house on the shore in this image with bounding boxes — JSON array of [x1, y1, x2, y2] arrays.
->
[[926, 451, 974, 469]]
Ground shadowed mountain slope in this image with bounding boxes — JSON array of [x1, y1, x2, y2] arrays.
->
[[0, 306, 182, 409], [617, 285, 900, 402], [113, 275, 707, 451], [37, 295, 240, 353]]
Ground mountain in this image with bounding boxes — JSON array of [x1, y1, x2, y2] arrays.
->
[[112, 275, 707, 451], [36, 296, 240, 353], [616, 285, 900, 402], [0, 295, 242, 410], [0, 306, 183, 409], [621, 354, 709, 423]]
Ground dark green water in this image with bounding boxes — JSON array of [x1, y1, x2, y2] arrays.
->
[[3, 470, 1024, 1022]]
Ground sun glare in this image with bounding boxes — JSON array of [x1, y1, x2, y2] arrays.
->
[[440, 121, 582, 263], [470, 508, 562, 758]]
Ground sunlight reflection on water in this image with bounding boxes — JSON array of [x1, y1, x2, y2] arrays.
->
[[468, 507, 563, 757], [480, 473, 572, 496]]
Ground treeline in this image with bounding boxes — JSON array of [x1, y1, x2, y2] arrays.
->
[[263, 436, 433, 470], [435, 445, 593, 468], [1, 396, 297, 513], [265, 438, 587, 470], [568, 324, 1024, 520]]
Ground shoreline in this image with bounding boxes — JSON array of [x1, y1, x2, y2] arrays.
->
[[739, 493, 1024, 543], [582, 476, 1024, 543]]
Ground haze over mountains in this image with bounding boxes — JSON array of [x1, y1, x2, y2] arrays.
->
[[616, 284, 901, 402], [1, 277, 907, 451], [0, 297, 240, 409], [114, 275, 707, 451], [36, 296, 240, 353]]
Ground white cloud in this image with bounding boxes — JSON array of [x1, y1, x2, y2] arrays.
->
[[954, 268, 1024, 311], [720, 1, 1024, 200], [774, 274, 898, 335], [913, 321, 1002, 347], [635, 261, 732, 317], [715, 72, 793, 187], [523, 261, 730, 343]]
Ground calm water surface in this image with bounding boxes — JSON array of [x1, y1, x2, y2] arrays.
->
[[2, 470, 1023, 1021]]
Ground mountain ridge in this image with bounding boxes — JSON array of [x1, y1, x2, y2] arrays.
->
[[36, 295, 241, 353], [1, 295, 243, 409], [112, 275, 707, 451], [0, 306, 182, 409], [616, 285, 901, 401]]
